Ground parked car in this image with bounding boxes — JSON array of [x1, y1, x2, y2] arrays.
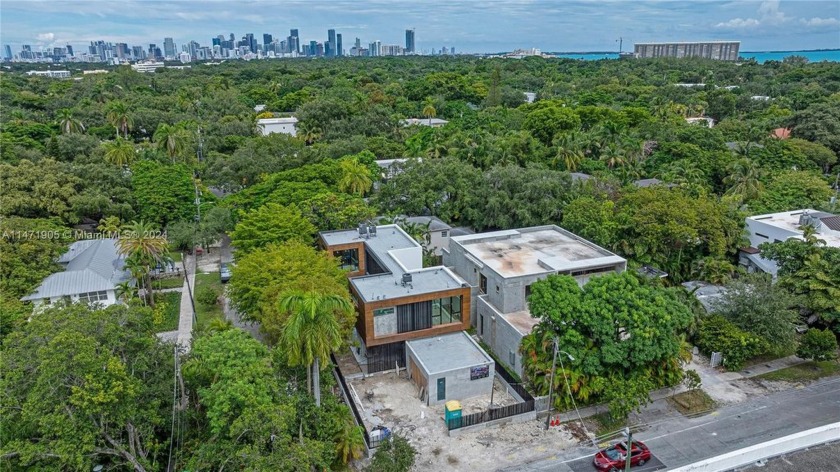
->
[[593, 441, 651, 471], [220, 263, 232, 283]]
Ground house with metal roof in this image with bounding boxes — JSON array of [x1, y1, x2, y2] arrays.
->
[[21, 239, 131, 308]]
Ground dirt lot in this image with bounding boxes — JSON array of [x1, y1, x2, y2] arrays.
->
[[349, 372, 577, 471]]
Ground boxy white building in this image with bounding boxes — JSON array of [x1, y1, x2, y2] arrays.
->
[[257, 117, 298, 136], [740, 209, 840, 276], [406, 332, 494, 405]]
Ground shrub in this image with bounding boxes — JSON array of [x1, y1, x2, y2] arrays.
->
[[796, 329, 839, 361], [367, 435, 416, 472], [695, 315, 768, 370], [197, 285, 219, 307]]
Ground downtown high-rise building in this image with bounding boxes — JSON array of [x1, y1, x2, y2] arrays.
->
[[4, 44, 12, 60], [327, 29, 336, 57], [405, 29, 415, 54], [263, 33, 273, 52], [163, 37, 176, 59], [290, 29, 299, 53], [66, 44, 74, 57], [336, 33, 343, 57], [245, 33, 256, 53]]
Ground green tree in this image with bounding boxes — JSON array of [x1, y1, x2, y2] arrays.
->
[[56, 108, 85, 134], [796, 329, 838, 361], [277, 290, 352, 407], [724, 158, 763, 202], [552, 132, 586, 171], [710, 274, 801, 352], [523, 105, 581, 145], [561, 197, 619, 248], [298, 192, 376, 232], [522, 272, 693, 414], [696, 315, 769, 370], [153, 123, 189, 162], [0, 303, 173, 471], [105, 100, 133, 139], [0, 218, 70, 300], [130, 161, 196, 228], [422, 100, 437, 126], [751, 170, 833, 214], [367, 435, 417, 472], [0, 159, 82, 223], [102, 138, 136, 167], [338, 157, 373, 196], [230, 203, 316, 254], [117, 220, 168, 307]]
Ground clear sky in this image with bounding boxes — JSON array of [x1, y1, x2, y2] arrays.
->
[[1, 0, 838, 54]]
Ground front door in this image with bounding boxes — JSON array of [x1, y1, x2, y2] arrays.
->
[[437, 377, 446, 401]]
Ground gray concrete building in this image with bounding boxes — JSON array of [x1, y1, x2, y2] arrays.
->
[[406, 332, 494, 405], [634, 41, 740, 61], [443, 226, 626, 376]]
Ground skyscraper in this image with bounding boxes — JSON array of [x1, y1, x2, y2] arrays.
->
[[405, 29, 415, 54], [164, 37, 176, 59], [327, 29, 336, 57], [263, 33, 273, 51], [4, 45, 12, 60], [336, 33, 343, 57], [245, 33, 256, 53], [290, 29, 300, 53], [309, 40, 318, 57], [66, 44, 74, 57]]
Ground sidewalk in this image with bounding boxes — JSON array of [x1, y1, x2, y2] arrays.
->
[[175, 254, 196, 351]]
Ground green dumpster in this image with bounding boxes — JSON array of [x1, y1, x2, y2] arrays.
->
[[445, 400, 462, 429]]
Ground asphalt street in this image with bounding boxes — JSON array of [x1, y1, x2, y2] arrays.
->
[[506, 377, 840, 471]]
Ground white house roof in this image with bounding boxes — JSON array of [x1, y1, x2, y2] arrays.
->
[[257, 117, 298, 125], [22, 239, 131, 301], [402, 118, 449, 126]]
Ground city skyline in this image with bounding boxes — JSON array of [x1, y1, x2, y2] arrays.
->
[[1, 0, 839, 54]]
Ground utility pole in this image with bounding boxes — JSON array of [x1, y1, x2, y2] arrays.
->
[[544, 337, 559, 430], [624, 427, 632, 472]]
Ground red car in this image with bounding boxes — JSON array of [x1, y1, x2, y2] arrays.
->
[[593, 441, 651, 471]]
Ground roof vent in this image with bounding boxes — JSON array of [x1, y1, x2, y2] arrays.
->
[[358, 223, 368, 239], [402, 273, 412, 286], [369, 225, 377, 237]]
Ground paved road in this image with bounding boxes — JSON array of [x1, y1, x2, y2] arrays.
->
[[507, 377, 840, 471]]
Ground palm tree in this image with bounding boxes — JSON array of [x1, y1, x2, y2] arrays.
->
[[115, 280, 137, 303], [724, 158, 764, 201], [422, 101, 437, 126], [338, 157, 373, 196], [102, 138, 136, 167], [277, 290, 351, 407], [118, 220, 168, 307], [56, 109, 85, 134], [553, 133, 585, 171], [297, 122, 322, 146], [153, 123, 188, 162], [106, 100, 133, 138], [334, 419, 365, 464], [599, 145, 625, 169]]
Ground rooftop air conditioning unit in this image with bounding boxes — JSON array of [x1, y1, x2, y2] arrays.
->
[[402, 273, 412, 285]]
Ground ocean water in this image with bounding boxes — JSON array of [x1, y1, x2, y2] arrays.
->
[[554, 50, 840, 63]]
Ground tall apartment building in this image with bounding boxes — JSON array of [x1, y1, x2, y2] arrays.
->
[[444, 226, 627, 376], [405, 29, 415, 54], [336, 33, 343, 57], [327, 29, 336, 57], [633, 41, 740, 61], [163, 37, 176, 59]]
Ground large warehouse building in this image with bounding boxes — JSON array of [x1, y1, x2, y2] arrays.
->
[[634, 41, 740, 61]]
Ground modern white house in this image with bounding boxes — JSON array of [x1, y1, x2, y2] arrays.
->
[[26, 70, 71, 78], [740, 209, 840, 276], [21, 239, 131, 309], [401, 216, 453, 257], [401, 118, 449, 128], [443, 226, 627, 376], [130, 61, 165, 73], [257, 117, 298, 136]]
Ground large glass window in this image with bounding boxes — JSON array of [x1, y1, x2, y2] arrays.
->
[[432, 295, 462, 326], [334, 248, 359, 272], [78, 291, 108, 303]]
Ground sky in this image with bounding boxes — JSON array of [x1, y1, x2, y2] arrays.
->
[[1, 0, 839, 54]]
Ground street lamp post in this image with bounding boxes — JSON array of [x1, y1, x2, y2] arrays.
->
[[544, 337, 559, 430]]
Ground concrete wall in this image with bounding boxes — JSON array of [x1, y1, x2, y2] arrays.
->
[[373, 307, 397, 336], [670, 422, 840, 472], [406, 343, 494, 406], [428, 229, 450, 257], [476, 296, 526, 377], [746, 219, 798, 248]]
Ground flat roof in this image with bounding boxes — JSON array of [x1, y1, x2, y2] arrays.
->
[[450, 225, 626, 278], [748, 209, 840, 247], [258, 117, 298, 124], [502, 310, 542, 336], [320, 225, 466, 302], [407, 332, 493, 375]]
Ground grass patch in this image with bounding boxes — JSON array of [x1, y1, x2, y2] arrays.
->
[[590, 411, 628, 438], [667, 389, 716, 416], [756, 361, 840, 383], [152, 276, 185, 290], [194, 273, 225, 329], [170, 252, 183, 263], [154, 291, 181, 331]]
